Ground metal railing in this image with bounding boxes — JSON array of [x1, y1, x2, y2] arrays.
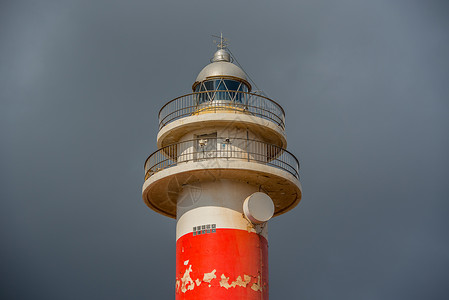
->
[[158, 91, 286, 130], [144, 137, 299, 180]]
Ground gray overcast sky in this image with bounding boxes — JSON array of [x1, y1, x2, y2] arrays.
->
[[1, 0, 448, 299]]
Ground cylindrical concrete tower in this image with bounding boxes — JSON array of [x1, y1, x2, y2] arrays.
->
[[142, 40, 302, 299]]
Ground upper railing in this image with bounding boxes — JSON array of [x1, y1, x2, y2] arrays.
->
[[158, 91, 286, 130], [144, 137, 299, 180]]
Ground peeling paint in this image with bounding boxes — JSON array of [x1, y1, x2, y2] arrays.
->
[[233, 275, 252, 287], [219, 274, 231, 289], [219, 273, 253, 289], [180, 265, 195, 293], [202, 269, 216, 283], [183, 260, 189, 266], [175, 279, 180, 293], [177, 267, 263, 294], [246, 222, 255, 233], [243, 214, 266, 235], [251, 275, 262, 292]]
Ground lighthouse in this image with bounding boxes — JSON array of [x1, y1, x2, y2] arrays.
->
[[142, 37, 302, 299]]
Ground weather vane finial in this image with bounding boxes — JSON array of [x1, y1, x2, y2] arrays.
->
[[212, 32, 228, 49]]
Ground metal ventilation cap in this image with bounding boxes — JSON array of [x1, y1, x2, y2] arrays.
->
[[194, 61, 247, 83], [211, 49, 231, 62]]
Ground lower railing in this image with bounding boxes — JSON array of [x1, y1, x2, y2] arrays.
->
[[144, 137, 299, 180]]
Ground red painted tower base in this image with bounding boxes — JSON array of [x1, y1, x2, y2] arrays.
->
[[176, 228, 268, 299]]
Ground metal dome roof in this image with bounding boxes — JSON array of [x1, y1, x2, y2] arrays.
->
[[194, 49, 248, 84]]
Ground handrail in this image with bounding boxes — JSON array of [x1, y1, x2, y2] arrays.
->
[[144, 137, 299, 180], [158, 91, 286, 130]]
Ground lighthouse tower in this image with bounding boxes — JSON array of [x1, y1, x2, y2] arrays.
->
[[142, 37, 302, 299]]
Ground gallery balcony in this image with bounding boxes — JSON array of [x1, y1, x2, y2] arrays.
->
[[142, 137, 301, 218], [156, 91, 287, 149]]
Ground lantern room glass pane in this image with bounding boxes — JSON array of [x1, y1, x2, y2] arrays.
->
[[224, 80, 240, 91], [195, 79, 249, 104], [216, 80, 226, 91], [204, 81, 214, 91]]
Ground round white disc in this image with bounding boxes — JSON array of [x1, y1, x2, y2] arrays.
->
[[243, 192, 275, 224]]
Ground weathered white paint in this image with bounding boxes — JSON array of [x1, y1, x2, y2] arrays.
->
[[157, 112, 286, 149], [142, 158, 302, 219], [175, 179, 268, 240], [176, 206, 268, 240]]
